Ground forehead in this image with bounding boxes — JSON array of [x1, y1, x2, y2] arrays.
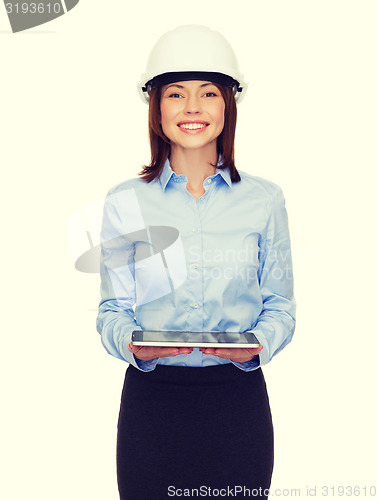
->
[[161, 80, 217, 92]]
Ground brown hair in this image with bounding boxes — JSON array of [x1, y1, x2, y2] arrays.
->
[[137, 83, 241, 183]]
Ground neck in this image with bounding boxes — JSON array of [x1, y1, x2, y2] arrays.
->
[[169, 144, 219, 190]]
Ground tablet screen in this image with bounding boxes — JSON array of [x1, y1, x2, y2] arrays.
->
[[131, 330, 260, 348]]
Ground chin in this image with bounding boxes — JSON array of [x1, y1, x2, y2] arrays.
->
[[173, 135, 217, 147]]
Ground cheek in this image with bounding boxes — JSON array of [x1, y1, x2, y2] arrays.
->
[[215, 105, 225, 129], [160, 104, 174, 128]]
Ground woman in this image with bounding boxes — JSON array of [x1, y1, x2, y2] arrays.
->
[[97, 25, 296, 500]]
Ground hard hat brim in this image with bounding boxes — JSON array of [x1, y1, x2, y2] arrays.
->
[[145, 71, 241, 92]]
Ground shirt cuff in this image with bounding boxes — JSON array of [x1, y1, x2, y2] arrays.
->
[[231, 354, 261, 372], [134, 356, 159, 372]]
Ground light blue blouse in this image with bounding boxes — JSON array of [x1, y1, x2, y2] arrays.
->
[[96, 155, 296, 372]]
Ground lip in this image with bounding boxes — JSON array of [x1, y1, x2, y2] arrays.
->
[[177, 121, 210, 135]]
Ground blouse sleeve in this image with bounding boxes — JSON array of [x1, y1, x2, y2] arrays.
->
[[234, 185, 296, 371], [95, 189, 158, 372]]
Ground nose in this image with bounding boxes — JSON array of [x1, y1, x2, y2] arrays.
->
[[184, 94, 201, 114]]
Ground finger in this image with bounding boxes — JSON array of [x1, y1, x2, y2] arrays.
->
[[128, 343, 142, 354], [177, 347, 193, 354], [213, 348, 259, 362], [202, 348, 216, 355], [156, 347, 180, 358], [245, 346, 263, 355], [128, 344, 178, 360], [213, 348, 232, 358]]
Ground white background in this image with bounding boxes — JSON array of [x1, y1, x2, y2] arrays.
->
[[1, 1, 377, 498]]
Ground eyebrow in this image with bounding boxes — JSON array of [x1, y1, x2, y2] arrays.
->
[[164, 83, 216, 91]]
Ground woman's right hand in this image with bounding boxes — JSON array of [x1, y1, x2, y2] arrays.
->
[[128, 343, 193, 360]]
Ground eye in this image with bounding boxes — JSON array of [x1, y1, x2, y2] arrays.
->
[[168, 93, 182, 98], [204, 92, 217, 97]]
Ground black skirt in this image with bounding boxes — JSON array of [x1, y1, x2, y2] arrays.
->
[[116, 363, 274, 500]]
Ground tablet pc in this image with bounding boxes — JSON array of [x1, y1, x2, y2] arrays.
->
[[131, 330, 261, 348]]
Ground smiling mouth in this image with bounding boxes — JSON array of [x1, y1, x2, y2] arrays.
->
[[178, 123, 209, 130]]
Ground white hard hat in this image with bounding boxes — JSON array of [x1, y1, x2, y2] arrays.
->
[[137, 24, 248, 105]]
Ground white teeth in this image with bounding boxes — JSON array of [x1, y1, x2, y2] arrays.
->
[[179, 123, 207, 130]]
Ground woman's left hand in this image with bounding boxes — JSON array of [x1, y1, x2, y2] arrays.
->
[[199, 345, 263, 363]]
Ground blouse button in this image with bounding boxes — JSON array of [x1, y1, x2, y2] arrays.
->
[[192, 227, 197, 232], [193, 302, 199, 308]]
